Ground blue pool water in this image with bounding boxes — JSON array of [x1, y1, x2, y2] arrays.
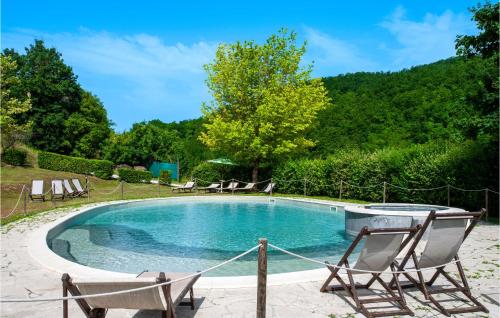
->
[[48, 199, 355, 276]]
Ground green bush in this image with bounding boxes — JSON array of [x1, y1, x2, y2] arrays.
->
[[2, 148, 27, 166], [118, 168, 152, 183], [159, 170, 171, 185], [191, 162, 226, 186], [38, 151, 114, 179]]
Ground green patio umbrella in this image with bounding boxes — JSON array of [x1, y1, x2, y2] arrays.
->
[[206, 158, 237, 165]]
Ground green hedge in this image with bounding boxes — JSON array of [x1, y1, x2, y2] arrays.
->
[[2, 148, 27, 166], [274, 141, 498, 213], [38, 151, 114, 179], [118, 168, 152, 183]]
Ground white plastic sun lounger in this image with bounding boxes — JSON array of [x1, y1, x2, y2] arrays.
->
[[172, 181, 195, 193], [51, 179, 65, 201], [198, 183, 220, 193], [62, 271, 200, 318], [233, 183, 256, 192], [390, 209, 488, 316], [29, 179, 46, 201], [320, 226, 420, 318]]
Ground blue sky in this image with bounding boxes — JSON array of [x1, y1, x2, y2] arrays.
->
[[2, 1, 477, 131]]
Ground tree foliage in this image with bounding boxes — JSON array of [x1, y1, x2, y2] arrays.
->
[[0, 55, 32, 149], [200, 29, 330, 181]]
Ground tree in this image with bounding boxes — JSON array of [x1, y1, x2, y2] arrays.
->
[[0, 55, 32, 149], [64, 91, 112, 159], [15, 40, 82, 153], [200, 29, 330, 181], [455, 2, 499, 58]]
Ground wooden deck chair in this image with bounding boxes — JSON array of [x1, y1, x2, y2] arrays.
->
[[63, 179, 76, 198], [62, 271, 200, 318], [320, 225, 421, 318], [71, 178, 89, 197], [389, 209, 488, 316], [29, 180, 46, 201], [51, 180, 65, 201], [233, 183, 256, 192], [220, 182, 238, 192], [198, 183, 220, 193], [260, 182, 275, 194], [172, 181, 195, 193]]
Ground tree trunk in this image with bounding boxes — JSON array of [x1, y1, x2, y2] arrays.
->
[[252, 159, 259, 183]]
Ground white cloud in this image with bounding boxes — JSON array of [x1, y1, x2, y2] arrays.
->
[[379, 6, 475, 67], [2, 29, 219, 130], [303, 26, 377, 75]]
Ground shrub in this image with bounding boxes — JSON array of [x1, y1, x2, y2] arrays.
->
[[38, 151, 113, 179], [159, 170, 171, 185], [118, 168, 152, 183], [191, 162, 226, 186], [2, 148, 27, 166]]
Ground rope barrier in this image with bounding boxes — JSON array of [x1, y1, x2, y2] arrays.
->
[[488, 188, 500, 195], [0, 244, 261, 303], [91, 183, 122, 195], [449, 185, 487, 192], [341, 181, 382, 189], [1, 185, 26, 219], [386, 183, 448, 191], [267, 243, 492, 274]]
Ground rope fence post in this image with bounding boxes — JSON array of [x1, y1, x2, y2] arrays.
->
[[270, 178, 273, 197], [257, 238, 267, 318], [158, 179, 161, 197], [87, 176, 90, 203], [231, 178, 235, 195], [23, 187, 27, 215], [485, 189, 489, 221], [447, 184, 450, 207], [121, 181, 124, 200], [383, 181, 387, 203], [339, 180, 343, 200]]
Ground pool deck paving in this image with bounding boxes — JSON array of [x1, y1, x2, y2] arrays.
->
[[1, 204, 499, 318]]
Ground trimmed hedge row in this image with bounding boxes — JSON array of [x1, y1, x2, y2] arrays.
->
[[118, 168, 152, 183], [2, 148, 27, 166], [274, 141, 498, 212], [38, 151, 114, 179]]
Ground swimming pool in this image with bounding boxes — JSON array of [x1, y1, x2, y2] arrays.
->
[[47, 198, 354, 276]]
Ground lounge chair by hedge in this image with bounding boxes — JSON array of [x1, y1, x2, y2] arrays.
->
[[220, 182, 238, 192], [172, 181, 195, 193], [320, 225, 420, 318], [198, 183, 220, 193], [260, 183, 275, 194], [233, 183, 256, 192], [51, 180, 65, 201], [29, 180, 46, 201], [71, 178, 89, 197], [389, 209, 488, 316], [62, 271, 200, 318], [63, 179, 76, 198]]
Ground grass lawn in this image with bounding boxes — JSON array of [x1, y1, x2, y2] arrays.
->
[[0, 165, 367, 225]]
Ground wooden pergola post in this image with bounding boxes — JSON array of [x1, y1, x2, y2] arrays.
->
[[257, 238, 268, 318]]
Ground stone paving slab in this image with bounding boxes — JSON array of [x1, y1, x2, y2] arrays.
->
[[1, 206, 499, 318]]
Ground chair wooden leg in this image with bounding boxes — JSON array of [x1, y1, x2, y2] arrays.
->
[[189, 287, 195, 310]]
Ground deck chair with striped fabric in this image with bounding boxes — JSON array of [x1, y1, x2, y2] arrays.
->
[[220, 182, 238, 192], [71, 178, 89, 197], [51, 180, 65, 201], [389, 209, 488, 316], [233, 183, 256, 193], [29, 180, 46, 201], [62, 271, 200, 318], [320, 225, 421, 318], [198, 183, 220, 193], [260, 182, 275, 194], [63, 179, 76, 198]]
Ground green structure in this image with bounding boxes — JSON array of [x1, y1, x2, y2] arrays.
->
[[149, 161, 178, 180]]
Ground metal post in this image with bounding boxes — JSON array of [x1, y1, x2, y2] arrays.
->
[[485, 189, 489, 221], [257, 238, 267, 318], [121, 181, 124, 200], [87, 179, 91, 202], [339, 180, 343, 200], [383, 181, 387, 203], [447, 185, 451, 207], [231, 178, 235, 195], [158, 179, 161, 197], [220, 180, 223, 193], [177, 158, 180, 182], [303, 178, 307, 196]]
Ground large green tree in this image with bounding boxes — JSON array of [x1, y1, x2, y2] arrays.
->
[[200, 29, 330, 181], [0, 55, 32, 149], [64, 91, 112, 159], [8, 40, 82, 153]]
